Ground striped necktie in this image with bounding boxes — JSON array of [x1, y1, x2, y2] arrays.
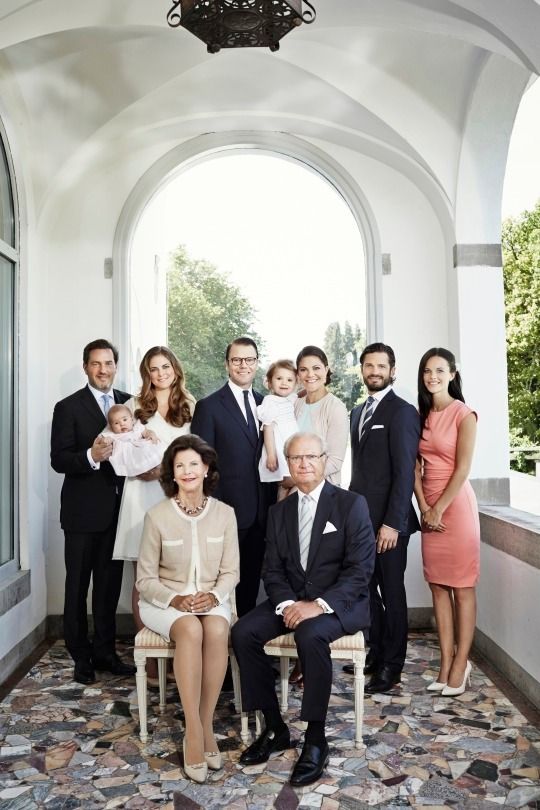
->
[[298, 494, 314, 570], [360, 396, 375, 438]]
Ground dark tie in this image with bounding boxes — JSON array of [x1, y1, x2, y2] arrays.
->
[[360, 396, 375, 438], [243, 390, 258, 440]]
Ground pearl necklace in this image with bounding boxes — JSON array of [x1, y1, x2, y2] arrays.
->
[[174, 496, 208, 516]]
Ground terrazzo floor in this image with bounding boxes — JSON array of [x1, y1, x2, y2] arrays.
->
[[1, 633, 539, 809]]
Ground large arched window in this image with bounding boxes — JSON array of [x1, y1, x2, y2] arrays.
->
[[0, 124, 17, 578]]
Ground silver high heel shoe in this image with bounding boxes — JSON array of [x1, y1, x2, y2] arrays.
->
[[204, 749, 222, 770], [441, 661, 472, 696], [426, 680, 447, 692], [182, 738, 208, 783]]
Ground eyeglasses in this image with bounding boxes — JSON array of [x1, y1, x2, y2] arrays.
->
[[229, 357, 258, 367], [287, 453, 326, 464]]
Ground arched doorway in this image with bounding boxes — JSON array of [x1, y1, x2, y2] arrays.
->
[[114, 133, 382, 395]]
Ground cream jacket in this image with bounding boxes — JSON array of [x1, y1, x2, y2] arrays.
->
[[136, 497, 240, 609], [294, 392, 349, 485]]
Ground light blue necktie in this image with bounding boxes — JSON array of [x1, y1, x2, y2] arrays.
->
[[298, 494, 314, 570], [101, 394, 111, 417]]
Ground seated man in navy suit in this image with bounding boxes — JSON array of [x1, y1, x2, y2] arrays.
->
[[232, 432, 375, 787]]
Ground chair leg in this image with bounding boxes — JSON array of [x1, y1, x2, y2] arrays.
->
[[230, 652, 242, 714], [240, 712, 251, 745], [354, 654, 365, 749], [255, 710, 263, 737], [280, 656, 289, 713], [134, 649, 149, 743], [158, 657, 167, 713]]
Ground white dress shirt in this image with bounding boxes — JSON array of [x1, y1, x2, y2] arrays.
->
[[228, 379, 259, 431]]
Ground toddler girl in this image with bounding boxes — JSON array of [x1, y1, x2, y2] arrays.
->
[[257, 360, 298, 498], [101, 404, 164, 477]]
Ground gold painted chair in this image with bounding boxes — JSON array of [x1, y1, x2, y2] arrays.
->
[[241, 630, 366, 749]]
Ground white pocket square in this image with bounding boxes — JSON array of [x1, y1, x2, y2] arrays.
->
[[371, 424, 384, 430], [323, 521, 337, 534]]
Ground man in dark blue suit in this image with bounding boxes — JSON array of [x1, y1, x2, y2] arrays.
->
[[344, 342, 420, 693], [232, 432, 375, 787], [191, 336, 275, 616], [51, 339, 136, 685]]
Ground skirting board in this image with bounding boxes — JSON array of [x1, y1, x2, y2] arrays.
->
[[0, 618, 47, 684], [473, 627, 540, 712]]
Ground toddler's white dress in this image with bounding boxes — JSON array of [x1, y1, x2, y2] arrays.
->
[[256, 392, 298, 482]]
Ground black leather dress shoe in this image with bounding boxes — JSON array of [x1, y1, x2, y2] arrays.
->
[[73, 660, 96, 685], [364, 665, 401, 694], [239, 727, 290, 765], [93, 654, 136, 677], [343, 650, 378, 676], [290, 740, 329, 787]]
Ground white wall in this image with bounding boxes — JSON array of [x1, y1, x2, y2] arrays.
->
[[477, 544, 540, 683]]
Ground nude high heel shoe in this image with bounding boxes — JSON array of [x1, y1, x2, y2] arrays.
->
[[204, 749, 222, 770], [441, 661, 472, 696], [426, 680, 447, 692], [182, 738, 208, 783]]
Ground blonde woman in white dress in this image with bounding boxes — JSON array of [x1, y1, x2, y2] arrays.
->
[[113, 346, 195, 682], [137, 434, 239, 783]]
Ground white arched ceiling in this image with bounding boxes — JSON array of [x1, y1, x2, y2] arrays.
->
[[1, 0, 538, 254]]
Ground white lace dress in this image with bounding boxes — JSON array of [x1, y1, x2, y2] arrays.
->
[[112, 398, 190, 561]]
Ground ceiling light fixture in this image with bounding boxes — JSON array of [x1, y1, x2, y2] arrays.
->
[[167, 0, 316, 53]]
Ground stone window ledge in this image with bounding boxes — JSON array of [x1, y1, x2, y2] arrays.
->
[[479, 506, 540, 569], [0, 569, 30, 617]]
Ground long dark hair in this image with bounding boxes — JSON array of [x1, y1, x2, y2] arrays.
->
[[135, 346, 195, 427], [417, 347, 464, 432]]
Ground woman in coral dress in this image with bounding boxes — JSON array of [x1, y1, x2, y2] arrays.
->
[[414, 348, 480, 696]]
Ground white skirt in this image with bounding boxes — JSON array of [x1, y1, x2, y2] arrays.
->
[[139, 597, 231, 642]]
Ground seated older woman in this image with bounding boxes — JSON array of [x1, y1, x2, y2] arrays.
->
[[137, 434, 239, 783]]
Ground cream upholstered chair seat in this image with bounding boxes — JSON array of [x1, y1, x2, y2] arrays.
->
[[242, 629, 366, 749], [134, 608, 245, 744]]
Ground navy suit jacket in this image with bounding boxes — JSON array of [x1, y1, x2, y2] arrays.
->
[[191, 383, 265, 530], [51, 385, 130, 533], [263, 482, 376, 634], [349, 389, 420, 536]]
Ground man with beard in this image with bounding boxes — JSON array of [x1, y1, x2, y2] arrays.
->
[[344, 343, 420, 693]]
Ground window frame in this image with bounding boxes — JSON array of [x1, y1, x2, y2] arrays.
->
[[0, 117, 19, 585]]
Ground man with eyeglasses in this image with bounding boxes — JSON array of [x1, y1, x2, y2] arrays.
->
[[232, 432, 375, 787], [191, 336, 276, 617]]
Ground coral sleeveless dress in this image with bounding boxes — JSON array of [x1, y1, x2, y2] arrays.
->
[[419, 400, 480, 587]]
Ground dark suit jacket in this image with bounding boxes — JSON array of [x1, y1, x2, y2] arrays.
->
[[51, 386, 130, 533], [191, 383, 265, 530], [263, 482, 375, 634], [349, 389, 420, 536]]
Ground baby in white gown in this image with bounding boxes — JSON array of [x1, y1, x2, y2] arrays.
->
[[256, 359, 298, 499], [101, 404, 165, 477]]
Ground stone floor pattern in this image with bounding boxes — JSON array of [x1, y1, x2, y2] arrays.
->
[[1, 633, 539, 810]]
